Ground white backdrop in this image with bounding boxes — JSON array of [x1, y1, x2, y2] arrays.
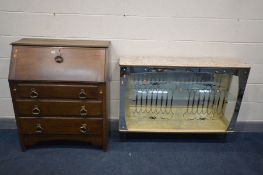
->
[[0, 0, 263, 121]]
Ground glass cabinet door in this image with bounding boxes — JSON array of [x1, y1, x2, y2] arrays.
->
[[123, 71, 239, 132]]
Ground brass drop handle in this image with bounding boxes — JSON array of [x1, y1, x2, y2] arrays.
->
[[35, 124, 43, 134], [80, 105, 87, 117], [32, 105, 40, 115], [55, 49, 63, 63], [30, 88, 38, 98], [79, 89, 87, 99], [80, 124, 87, 134], [54, 55, 63, 63]]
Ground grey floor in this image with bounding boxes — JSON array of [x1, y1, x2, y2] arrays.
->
[[0, 130, 262, 175]]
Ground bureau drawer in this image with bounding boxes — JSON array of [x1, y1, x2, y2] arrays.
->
[[19, 118, 103, 135], [16, 84, 102, 100], [10, 46, 106, 82], [16, 100, 103, 117]]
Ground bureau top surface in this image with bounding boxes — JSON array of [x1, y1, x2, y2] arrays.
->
[[12, 38, 110, 48], [120, 56, 250, 68]]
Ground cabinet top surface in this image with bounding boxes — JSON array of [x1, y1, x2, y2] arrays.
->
[[12, 38, 110, 48], [119, 56, 250, 68]]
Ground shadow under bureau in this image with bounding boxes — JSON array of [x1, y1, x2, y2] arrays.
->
[[8, 38, 110, 151]]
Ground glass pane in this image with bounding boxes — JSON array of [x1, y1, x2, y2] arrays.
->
[[124, 71, 238, 132]]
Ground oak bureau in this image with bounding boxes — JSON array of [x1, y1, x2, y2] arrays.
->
[[8, 38, 110, 151]]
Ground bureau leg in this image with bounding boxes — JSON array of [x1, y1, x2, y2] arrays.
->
[[102, 144, 107, 152], [20, 143, 27, 152], [18, 135, 27, 152]]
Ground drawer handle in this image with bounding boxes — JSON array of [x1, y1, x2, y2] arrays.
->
[[79, 89, 87, 99], [80, 124, 87, 134], [30, 88, 38, 98], [35, 124, 43, 134], [80, 105, 88, 117], [54, 55, 63, 63], [32, 105, 40, 115]]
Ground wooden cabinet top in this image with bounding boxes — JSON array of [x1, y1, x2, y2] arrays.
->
[[120, 56, 250, 68], [12, 38, 110, 48]]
